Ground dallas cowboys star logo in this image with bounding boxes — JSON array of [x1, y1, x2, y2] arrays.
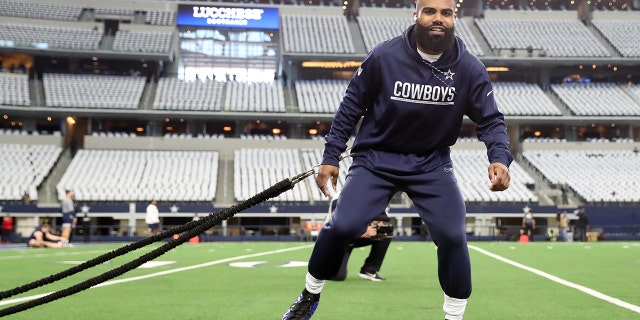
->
[[443, 69, 455, 81]]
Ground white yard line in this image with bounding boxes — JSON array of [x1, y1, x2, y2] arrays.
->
[[0, 244, 313, 307], [468, 244, 640, 314], [0, 250, 110, 261]]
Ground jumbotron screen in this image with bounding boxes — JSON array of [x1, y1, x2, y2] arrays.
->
[[176, 4, 280, 30]]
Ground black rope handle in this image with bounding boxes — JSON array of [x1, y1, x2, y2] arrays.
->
[[0, 177, 302, 317]]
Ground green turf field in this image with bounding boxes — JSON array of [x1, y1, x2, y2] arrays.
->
[[0, 241, 638, 319]]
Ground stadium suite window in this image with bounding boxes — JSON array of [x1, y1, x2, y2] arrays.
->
[[178, 28, 277, 83]]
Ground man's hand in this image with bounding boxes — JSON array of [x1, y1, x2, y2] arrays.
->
[[488, 162, 510, 191], [361, 225, 377, 238], [316, 164, 339, 197]]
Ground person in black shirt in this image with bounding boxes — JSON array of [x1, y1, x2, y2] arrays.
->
[[329, 210, 393, 282], [575, 207, 590, 242]]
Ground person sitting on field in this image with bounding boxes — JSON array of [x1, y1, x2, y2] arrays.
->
[[27, 223, 73, 248]]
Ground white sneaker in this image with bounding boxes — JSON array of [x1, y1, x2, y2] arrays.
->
[[58, 240, 74, 248], [358, 271, 386, 281]]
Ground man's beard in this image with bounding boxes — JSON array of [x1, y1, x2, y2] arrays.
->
[[414, 22, 455, 53]]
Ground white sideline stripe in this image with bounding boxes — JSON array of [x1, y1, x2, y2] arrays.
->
[[0, 293, 51, 306], [93, 244, 313, 287], [0, 244, 314, 307], [0, 250, 112, 261], [469, 245, 640, 314]]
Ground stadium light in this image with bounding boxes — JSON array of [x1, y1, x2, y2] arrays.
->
[[301, 61, 361, 68], [486, 67, 509, 72]]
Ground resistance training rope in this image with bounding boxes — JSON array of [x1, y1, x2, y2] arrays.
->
[[0, 168, 316, 318]]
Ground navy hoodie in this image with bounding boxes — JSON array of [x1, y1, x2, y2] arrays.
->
[[322, 25, 513, 169]]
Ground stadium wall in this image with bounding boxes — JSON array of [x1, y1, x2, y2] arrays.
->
[[83, 135, 325, 151], [0, 132, 62, 146], [3, 201, 639, 242]]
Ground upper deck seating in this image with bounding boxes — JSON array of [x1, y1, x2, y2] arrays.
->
[[592, 18, 640, 57], [223, 81, 285, 112], [0, 22, 101, 50], [281, 14, 355, 54], [43, 73, 146, 109], [0, 0, 82, 21], [153, 77, 224, 111], [476, 17, 610, 57]]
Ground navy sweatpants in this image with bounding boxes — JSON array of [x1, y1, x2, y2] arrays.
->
[[308, 149, 471, 299]]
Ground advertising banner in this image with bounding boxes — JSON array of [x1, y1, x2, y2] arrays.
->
[[177, 4, 280, 30]]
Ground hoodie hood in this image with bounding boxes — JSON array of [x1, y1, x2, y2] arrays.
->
[[402, 24, 466, 71]]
